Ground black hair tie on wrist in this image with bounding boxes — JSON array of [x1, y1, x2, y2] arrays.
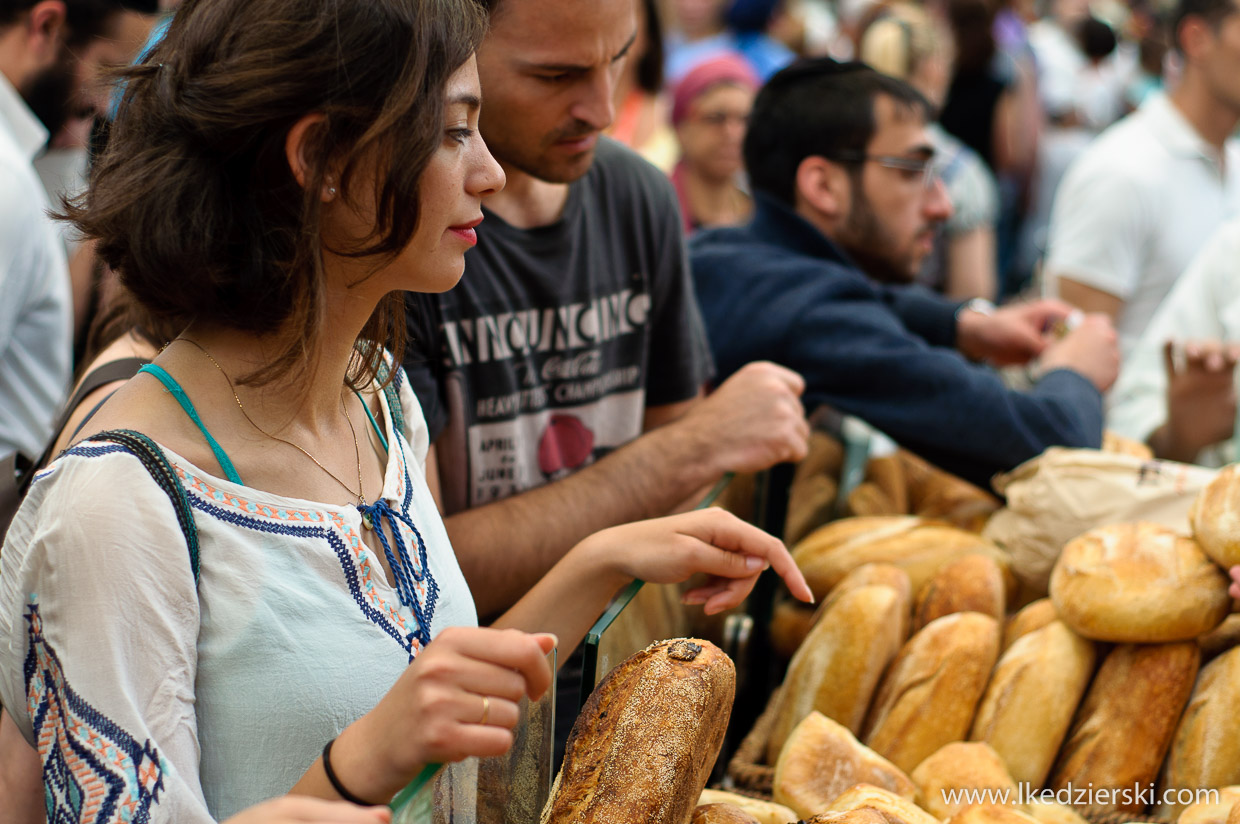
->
[[322, 737, 375, 806]]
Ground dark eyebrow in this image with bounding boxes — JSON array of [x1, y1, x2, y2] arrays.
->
[[519, 29, 639, 73], [447, 93, 481, 112], [612, 30, 638, 62], [907, 144, 935, 160]]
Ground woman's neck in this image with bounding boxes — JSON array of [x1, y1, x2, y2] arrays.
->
[[175, 277, 375, 437], [681, 166, 751, 227]]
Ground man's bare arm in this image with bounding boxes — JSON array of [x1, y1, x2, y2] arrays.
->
[[436, 362, 809, 618], [1054, 276, 1125, 323]]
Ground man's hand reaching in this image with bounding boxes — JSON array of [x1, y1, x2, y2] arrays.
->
[[957, 299, 1077, 366], [669, 362, 810, 474]]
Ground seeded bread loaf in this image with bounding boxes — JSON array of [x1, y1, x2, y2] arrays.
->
[[541, 638, 734, 824]]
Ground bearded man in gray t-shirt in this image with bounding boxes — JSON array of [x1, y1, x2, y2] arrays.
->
[[404, 0, 810, 622]]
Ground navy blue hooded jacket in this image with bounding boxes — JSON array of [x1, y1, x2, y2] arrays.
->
[[689, 195, 1104, 489]]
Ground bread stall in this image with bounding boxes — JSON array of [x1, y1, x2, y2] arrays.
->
[[718, 438, 1240, 824]]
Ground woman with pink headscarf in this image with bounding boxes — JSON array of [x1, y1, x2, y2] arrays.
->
[[670, 54, 760, 233]]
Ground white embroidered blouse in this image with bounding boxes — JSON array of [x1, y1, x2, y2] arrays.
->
[[0, 365, 477, 822]]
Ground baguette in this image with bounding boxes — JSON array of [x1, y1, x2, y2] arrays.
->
[[1199, 614, 1240, 662], [802, 809, 903, 824], [773, 711, 917, 820], [696, 790, 797, 824], [849, 482, 901, 518], [1174, 787, 1240, 824], [1048, 642, 1200, 813], [692, 804, 761, 824], [863, 612, 1001, 774], [767, 584, 907, 759], [912, 554, 1006, 633], [1001, 599, 1058, 654], [1159, 649, 1240, 818], [970, 621, 1095, 787], [1026, 801, 1088, 824], [910, 741, 1020, 818], [793, 517, 1009, 599], [827, 784, 939, 824], [945, 806, 1042, 824], [541, 638, 734, 824]]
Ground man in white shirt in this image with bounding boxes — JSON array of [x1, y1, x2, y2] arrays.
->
[[0, 0, 127, 459], [1043, 0, 1240, 360], [1108, 216, 1240, 463]]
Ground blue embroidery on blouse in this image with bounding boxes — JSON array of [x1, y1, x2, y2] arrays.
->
[[23, 602, 167, 824]]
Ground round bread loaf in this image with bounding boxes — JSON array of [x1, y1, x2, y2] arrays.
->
[[1191, 465, 1240, 567], [1049, 523, 1230, 642]]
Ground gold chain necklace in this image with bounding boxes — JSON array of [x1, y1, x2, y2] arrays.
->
[[178, 339, 372, 520]]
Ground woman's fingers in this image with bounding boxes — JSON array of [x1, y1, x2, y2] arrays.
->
[[674, 509, 814, 604], [434, 627, 555, 701]]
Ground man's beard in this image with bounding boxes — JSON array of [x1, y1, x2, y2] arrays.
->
[[836, 185, 920, 285], [21, 53, 78, 144], [486, 119, 598, 185]]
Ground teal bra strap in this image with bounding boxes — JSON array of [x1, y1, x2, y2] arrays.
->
[[139, 364, 244, 485], [354, 389, 389, 453]]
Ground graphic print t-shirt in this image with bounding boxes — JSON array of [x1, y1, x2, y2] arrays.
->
[[404, 139, 714, 514]]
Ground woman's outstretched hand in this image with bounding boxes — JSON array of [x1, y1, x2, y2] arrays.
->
[[585, 507, 814, 615], [329, 627, 556, 804]]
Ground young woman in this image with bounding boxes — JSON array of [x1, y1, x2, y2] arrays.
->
[[0, 0, 812, 821]]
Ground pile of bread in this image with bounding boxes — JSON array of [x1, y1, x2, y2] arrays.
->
[[783, 433, 1003, 546], [743, 462, 1240, 824]]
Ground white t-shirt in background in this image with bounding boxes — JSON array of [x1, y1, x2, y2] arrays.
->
[[0, 74, 72, 458], [1044, 93, 1240, 360], [1108, 215, 1240, 464]]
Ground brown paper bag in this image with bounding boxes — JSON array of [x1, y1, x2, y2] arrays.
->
[[983, 448, 1218, 596]]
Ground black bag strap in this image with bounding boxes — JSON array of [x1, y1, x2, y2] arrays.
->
[[27, 357, 151, 485], [91, 429, 200, 584]]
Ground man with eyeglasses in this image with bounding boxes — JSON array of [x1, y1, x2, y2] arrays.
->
[[690, 60, 1120, 488]]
